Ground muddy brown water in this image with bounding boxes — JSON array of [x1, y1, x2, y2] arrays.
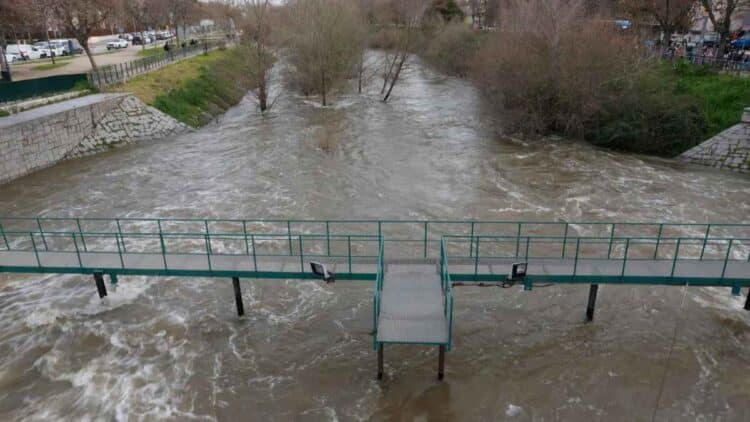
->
[[1, 58, 750, 421]]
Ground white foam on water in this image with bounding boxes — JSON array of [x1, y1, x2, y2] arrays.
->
[[506, 403, 522, 416]]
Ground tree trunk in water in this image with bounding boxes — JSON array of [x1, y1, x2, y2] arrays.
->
[[258, 74, 268, 112], [383, 53, 406, 103], [82, 42, 98, 71]]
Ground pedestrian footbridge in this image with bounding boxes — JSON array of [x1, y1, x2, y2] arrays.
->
[[1, 217, 749, 379]]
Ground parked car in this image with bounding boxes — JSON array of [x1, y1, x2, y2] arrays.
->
[[118, 33, 133, 41], [731, 34, 750, 50], [5, 44, 44, 60], [33, 42, 61, 57], [132, 35, 144, 45], [107, 39, 129, 50], [51, 39, 83, 55]]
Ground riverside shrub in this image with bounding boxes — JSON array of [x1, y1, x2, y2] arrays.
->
[[469, 0, 706, 156]]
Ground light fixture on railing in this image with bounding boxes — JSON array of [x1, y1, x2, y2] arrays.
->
[[509, 262, 527, 281], [310, 262, 335, 283]]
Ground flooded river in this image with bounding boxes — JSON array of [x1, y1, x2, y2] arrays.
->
[[1, 58, 750, 421]]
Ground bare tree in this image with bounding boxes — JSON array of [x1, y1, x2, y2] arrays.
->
[[241, 0, 274, 112], [698, 0, 750, 57], [620, 0, 696, 44], [287, 0, 366, 106], [50, 0, 115, 70], [380, 0, 424, 102]]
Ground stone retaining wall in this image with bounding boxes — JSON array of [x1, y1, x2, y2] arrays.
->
[[0, 93, 190, 185], [680, 108, 750, 174]]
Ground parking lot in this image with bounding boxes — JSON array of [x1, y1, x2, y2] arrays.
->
[[8, 38, 169, 82]]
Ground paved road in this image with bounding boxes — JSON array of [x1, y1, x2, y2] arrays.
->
[[8, 41, 168, 81]]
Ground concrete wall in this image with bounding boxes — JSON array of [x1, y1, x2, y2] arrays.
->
[[680, 108, 750, 174], [0, 93, 190, 185]]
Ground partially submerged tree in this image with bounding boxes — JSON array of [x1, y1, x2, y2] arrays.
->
[[50, 0, 114, 70], [286, 0, 366, 106], [241, 0, 274, 112], [379, 0, 424, 102]]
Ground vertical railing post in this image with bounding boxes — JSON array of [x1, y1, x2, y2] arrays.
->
[[474, 237, 480, 278], [699, 224, 711, 260], [30, 233, 41, 268], [469, 221, 475, 257], [607, 223, 616, 259], [116, 218, 126, 253], [251, 234, 257, 271], [561, 223, 569, 258], [159, 233, 168, 270], [72, 233, 82, 267], [525, 236, 530, 260], [299, 235, 304, 272], [36, 218, 48, 251], [573, 238, 581, 275], [115, 232, 125, 268], [76, 218, 87, 251], [514, 223, 521, 258], [654, 223, 663, 259], [423, 221, 428, 258], [205, 234, 212, 271], [620, 238, 630, 277], [670, 238, 682, 277], [287, 221, 293, 255], [347, 235, 352, 274], [720, 239, 733, 279], [243, 221, 249, 255], [0, 222, 9, 250], [204, 220, 212, 254], [326, 221, 331, 256]]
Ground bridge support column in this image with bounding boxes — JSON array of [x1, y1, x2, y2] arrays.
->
[[232, 277, 244, 317], [377, 344, 384, 380], [93, 272, 107, 298], [438, 345, 445, 380], [586, 284, 599, 322], [745, 288, 750, 311]]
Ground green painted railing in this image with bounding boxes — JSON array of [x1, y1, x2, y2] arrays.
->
[[440, 238, 454, 350], [2, 217, 749, 261], [373, 237, 385, 349], [441, 233, 750, 287]]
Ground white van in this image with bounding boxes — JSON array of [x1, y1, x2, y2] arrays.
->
[[5, 44, 44, 60]]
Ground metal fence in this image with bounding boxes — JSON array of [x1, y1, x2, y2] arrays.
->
[[0, 73, 89, 103], [659, 49, 750, 74], [87, 40, 224, 89]]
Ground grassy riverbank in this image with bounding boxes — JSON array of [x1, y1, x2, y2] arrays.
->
[[110, 48, 253, 127], [669, 63, 750, 138]]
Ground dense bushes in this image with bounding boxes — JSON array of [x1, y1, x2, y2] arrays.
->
[[466, 0, 707, 156], [422, 23, 482, 77]]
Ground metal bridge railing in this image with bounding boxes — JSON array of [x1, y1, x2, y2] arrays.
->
[[373, 237, 385, 349], [0, 227, 382, 275], [441, 234, 750, 282], [2, 217, 749, 262], [440, 238, 454, 350]]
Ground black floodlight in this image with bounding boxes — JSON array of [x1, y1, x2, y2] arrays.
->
[[509, 262, 528, 280], [310, 261, 335, 283]]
